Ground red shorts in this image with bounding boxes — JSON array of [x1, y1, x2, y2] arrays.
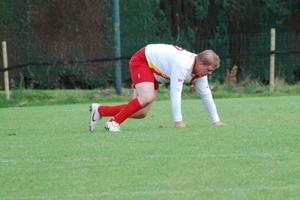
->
[[129, 47, 160, 90]]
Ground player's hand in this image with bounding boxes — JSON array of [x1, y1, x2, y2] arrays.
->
[[174, 121, 186, 128], [213, 121, 227, 126]]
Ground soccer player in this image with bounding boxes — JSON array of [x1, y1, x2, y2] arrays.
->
[[90, 44, 226, 132]]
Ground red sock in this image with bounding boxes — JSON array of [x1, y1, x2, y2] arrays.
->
[[112, 98, 143, 124], [98, 104, 126, 116]]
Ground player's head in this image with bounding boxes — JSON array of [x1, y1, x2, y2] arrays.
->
[[197, 49, 220, 69], [194, 50, 220, 77]]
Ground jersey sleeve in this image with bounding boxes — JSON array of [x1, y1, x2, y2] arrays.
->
[[194, 76, 220, 123], [170, 65, 185, 122]]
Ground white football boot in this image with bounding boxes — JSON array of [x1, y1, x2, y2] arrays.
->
[[89, 103, 101, 131], [105, 120, 121, 132]]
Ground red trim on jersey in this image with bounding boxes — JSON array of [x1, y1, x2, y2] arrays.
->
[[190, 75, 200, 82]]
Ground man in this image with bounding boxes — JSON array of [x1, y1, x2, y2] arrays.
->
[[90, 44, 226, 132]]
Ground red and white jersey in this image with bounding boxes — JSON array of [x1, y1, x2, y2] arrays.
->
[[145, 44, 220, 123]]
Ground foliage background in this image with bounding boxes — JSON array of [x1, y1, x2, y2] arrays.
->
[[0, 0, 300, 89]]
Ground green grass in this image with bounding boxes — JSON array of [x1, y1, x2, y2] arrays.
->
[[0, 81, 300, 108], [1, 96, 300, 199], [0, 89, 133, 108]]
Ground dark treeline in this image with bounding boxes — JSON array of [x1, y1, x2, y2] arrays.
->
[[0, 0, 299, 89]]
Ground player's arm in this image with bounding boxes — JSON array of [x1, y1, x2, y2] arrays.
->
[[170, 67, 185, 128], [194, 77, 225, 125]]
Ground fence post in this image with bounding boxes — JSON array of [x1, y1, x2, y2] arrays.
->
[[113, 0, 122, 95], [270, 28, 275, 92], [2, 41, 10, 100]]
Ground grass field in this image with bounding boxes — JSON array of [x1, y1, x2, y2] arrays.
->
[[1, 96, 300, 199]]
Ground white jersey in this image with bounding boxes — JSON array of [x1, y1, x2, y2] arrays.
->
[[145, 44, 220, 123]]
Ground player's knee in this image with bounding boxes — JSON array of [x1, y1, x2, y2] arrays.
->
[[139, 96, 155, 107], [146, 96, 155, 105]]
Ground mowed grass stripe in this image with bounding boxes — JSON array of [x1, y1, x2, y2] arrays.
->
[[1, 151, 300, 163], [1, 185, 300, 200]]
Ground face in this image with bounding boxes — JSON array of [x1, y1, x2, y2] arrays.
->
[[195, 62, 215, 77]]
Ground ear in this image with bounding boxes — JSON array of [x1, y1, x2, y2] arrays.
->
[[198, 61, 204, 67]]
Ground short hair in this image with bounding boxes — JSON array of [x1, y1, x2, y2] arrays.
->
[[197, 49, 220, 69]]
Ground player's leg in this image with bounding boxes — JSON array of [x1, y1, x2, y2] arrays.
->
[[108, 82, 155, 124], [105, 82, 154, 132], [98, 104, 127, 117], [105, 46, 153, 131], [130, 86, 157, 119]]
